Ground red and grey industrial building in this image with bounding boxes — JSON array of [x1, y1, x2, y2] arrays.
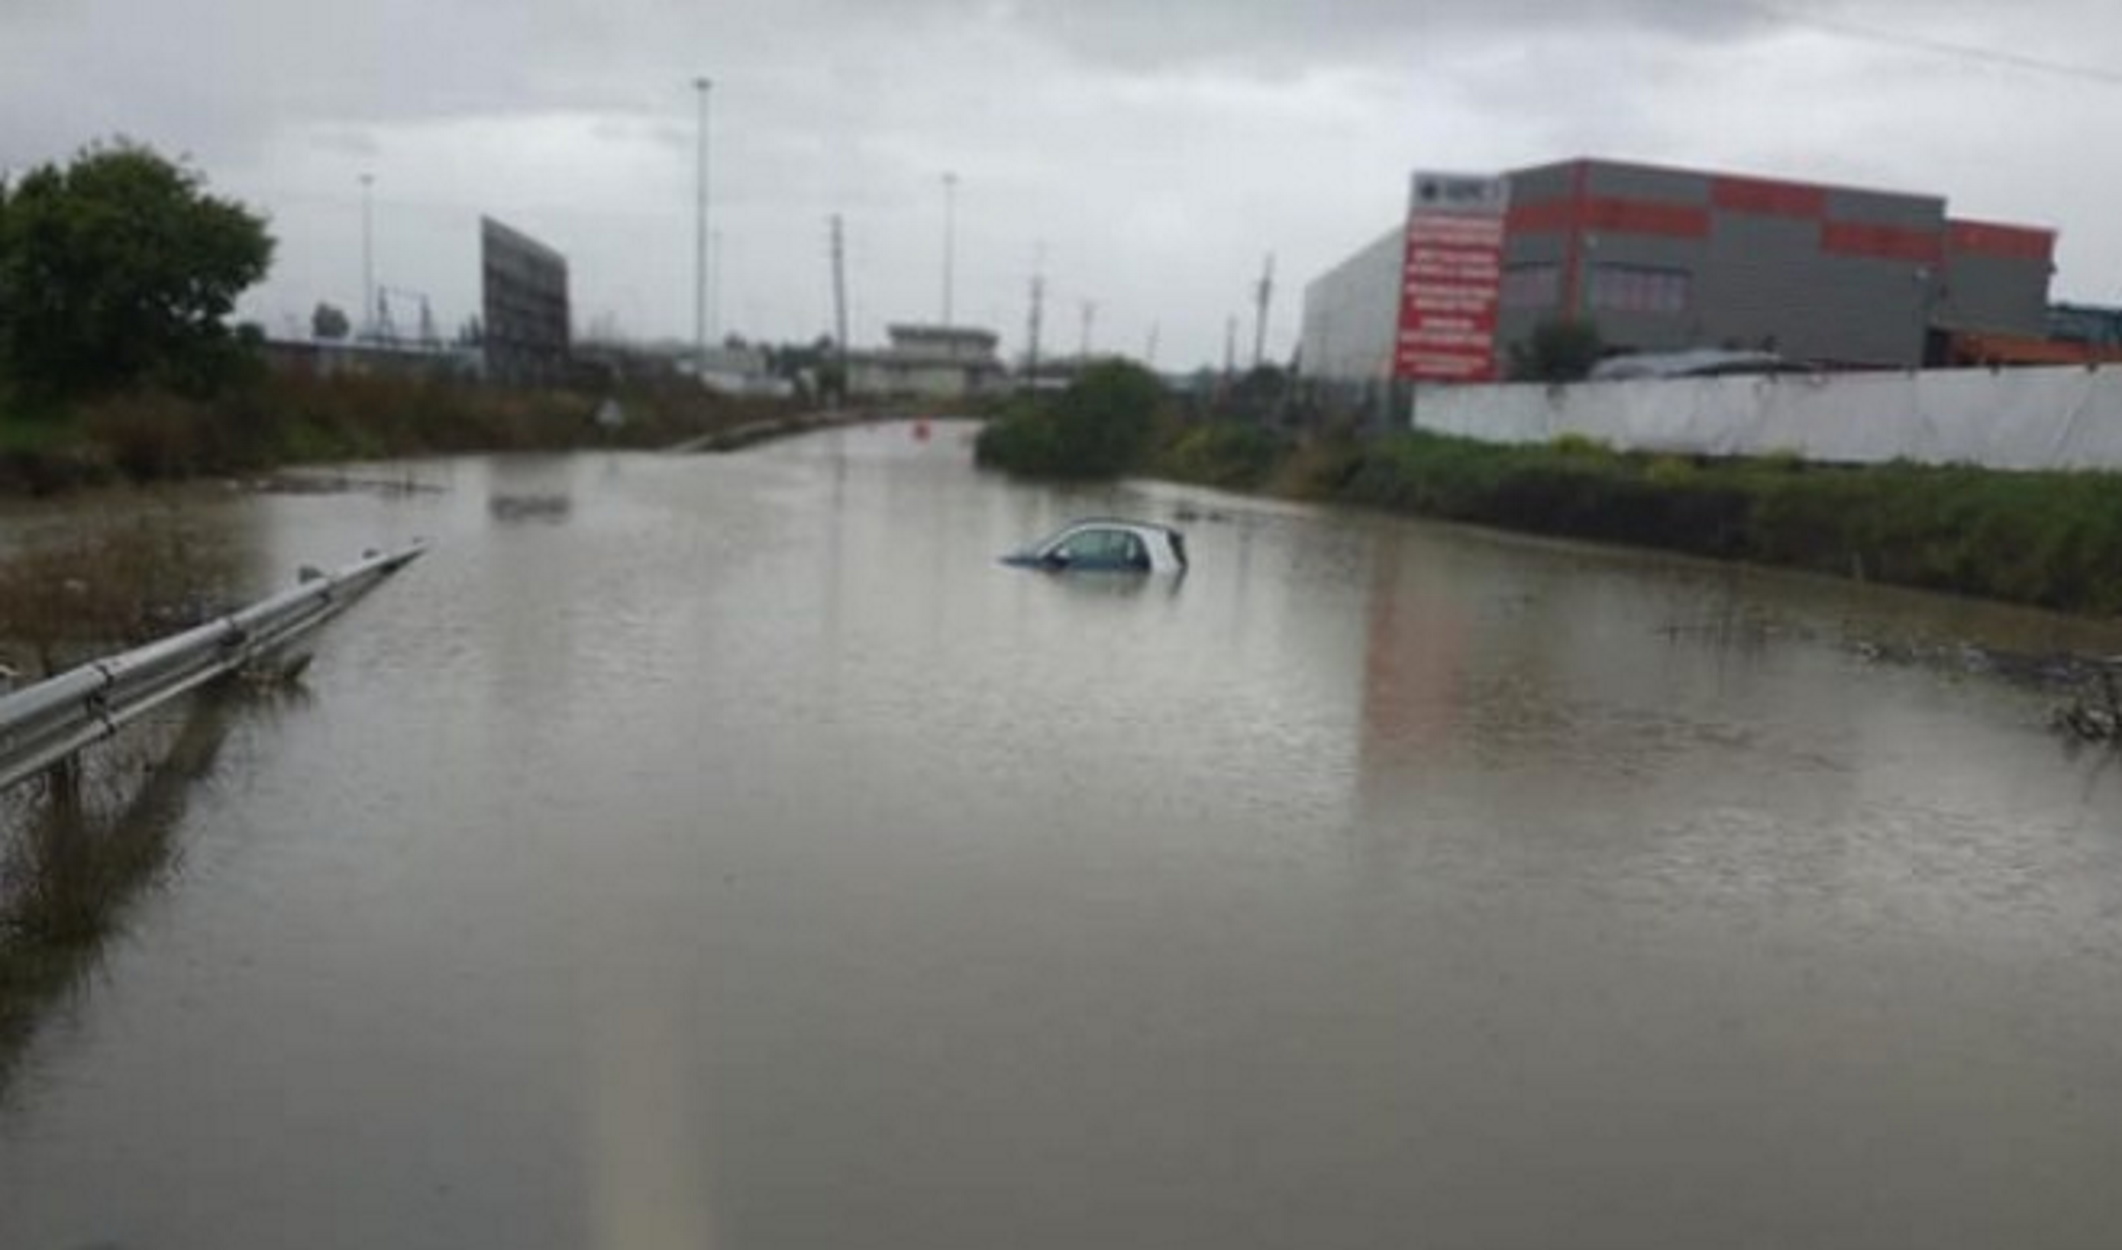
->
[[1299, 156, 2060, 388]]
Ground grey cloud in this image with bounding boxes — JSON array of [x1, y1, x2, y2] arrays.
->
[[6, 0, 2121, 366], [947, 0, 1775, 74]]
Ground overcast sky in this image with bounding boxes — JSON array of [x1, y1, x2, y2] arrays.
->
[[4, 0, 2119, 369]]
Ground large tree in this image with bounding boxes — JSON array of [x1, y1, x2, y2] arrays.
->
[[0, 140, 273, 403]]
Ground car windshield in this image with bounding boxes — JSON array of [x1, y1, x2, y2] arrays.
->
[[6, 5, 2122, 1249]]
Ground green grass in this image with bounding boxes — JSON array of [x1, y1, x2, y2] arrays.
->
[[1125, 420, 2122, 617], [0, 416, 75, 454], [1153, 420, 1288, 490], [1322, 430, 2122, 615]]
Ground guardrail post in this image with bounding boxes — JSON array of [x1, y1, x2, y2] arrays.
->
[[45, 755, 81, 813], [0, 542, 426, 798]]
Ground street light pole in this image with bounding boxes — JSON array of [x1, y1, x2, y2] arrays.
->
[[359, 173, 375, 342], [942, 171, 958, 329], [711, 228, 723, 345], [694, 76, 712, 373]]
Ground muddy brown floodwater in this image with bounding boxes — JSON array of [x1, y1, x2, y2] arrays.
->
[[4, 421, 2122, 1248]]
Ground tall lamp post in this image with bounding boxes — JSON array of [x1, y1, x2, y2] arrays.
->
[[711, 229, 723, 346], [942, 171, 958, 329], [694, 76, 712, 374], [359, 173, 375, 342]]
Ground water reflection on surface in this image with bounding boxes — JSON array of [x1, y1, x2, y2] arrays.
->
[[3, 422, 2122, 1248]]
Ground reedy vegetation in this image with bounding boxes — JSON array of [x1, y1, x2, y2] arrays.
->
[[975, 367, 2122, 616]]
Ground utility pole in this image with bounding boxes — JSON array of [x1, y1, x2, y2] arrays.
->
[[710, 229, 724, 345], [693, 76, 712, 374], [829, 214, 850, 404], [359, 173, 375, 342], [1224, 314, 1237, 383], [1145, 321, 1160, 368], [1025, 270, 1045, 389], [1252, 252, 1275, 370], [941, 172, 958, 329], [1080, 300, 1097, 359]]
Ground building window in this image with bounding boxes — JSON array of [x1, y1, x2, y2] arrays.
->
[[1589, 264, 1690, 315], [1500, 264, 1560, 309]]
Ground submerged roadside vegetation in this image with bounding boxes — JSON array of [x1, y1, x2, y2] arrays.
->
[[0, 371, 794, 496], [0, 139, 791, 497], [977, 363, 2122, 618], [1327, 433, 2122, 615]]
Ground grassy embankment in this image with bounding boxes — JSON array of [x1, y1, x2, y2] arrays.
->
[[991, 406, 2122, 617], [0, 371, 797, 495], [0, 693, 228, 1088], [0, 516, 260, 1087]]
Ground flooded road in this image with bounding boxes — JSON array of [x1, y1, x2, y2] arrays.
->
[[4, 421, 2122, 1248]]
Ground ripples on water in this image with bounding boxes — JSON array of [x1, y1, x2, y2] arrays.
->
[[3, 423, 2122, 1248]]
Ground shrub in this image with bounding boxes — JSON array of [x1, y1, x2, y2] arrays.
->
[[1323, 431, 2122, 615], [1156, 421, 1285, 488], [976, 360, 1165, 479]]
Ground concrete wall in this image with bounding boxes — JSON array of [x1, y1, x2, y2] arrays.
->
[[1509, 161, 1576, 205], [1585, 159, 1708, 204], [1700, 212, 1826, 355], [1410, 365, 2122, 470], [1523, 163, 1943, 368], [1298, 225, 1404, 387], [1946, 250, 2052, 335]]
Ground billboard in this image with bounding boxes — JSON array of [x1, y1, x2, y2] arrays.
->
[[481, 216, 571, 385], [1393, 172, 1508, 382]]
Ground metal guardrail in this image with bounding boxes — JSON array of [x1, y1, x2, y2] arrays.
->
[[0, 543, 426, 796]]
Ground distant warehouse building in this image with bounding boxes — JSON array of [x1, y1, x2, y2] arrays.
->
[[1300, 157, 2056, 390], [847, 324, 1006, 400]]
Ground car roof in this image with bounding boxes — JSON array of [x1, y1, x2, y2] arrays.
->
[[1051, 517, 1182, 537]]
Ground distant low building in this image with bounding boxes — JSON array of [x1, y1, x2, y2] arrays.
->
[[262, 337, 477, 380], [695, 343, 795, 398], [2048, 302, 2122, 351], [848, 324, 1006, 399]]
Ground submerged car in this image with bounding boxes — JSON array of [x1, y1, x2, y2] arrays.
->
[[1001, 518, 1189, 573]]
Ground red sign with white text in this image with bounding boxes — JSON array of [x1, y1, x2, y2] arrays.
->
[[1394, 173, 1507, 382]]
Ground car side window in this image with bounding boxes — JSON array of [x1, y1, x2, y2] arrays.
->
[[1047, 528, 1155, 569], [1058, 529, 1117, 563]]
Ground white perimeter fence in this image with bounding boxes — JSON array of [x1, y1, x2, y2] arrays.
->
[[1410, 365, 2122, 470]]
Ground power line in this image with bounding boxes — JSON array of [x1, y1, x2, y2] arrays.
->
[[1714, 0, 2122, 87]]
